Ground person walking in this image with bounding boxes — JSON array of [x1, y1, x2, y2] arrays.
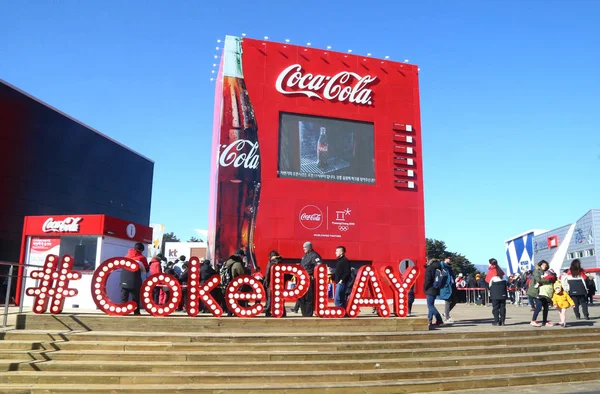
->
[[528, 260, 554, 327], [586, 275, 596, 305], [438, 257, 457, 323], [486, 258, 507, 326], [333, 246, 351, 308], [564, 259, 590, 320], [299, 242, 322, 317], [552, 281, 575, 327], [424, 258, 444, 329]]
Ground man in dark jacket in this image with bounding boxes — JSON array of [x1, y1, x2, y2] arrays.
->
[[199, 259, 223, 313], [264, 251, 287, 317], [120, 242, 148, 315], [200, 258, 217, 284], [423, 258, 443, 327], [333, 246, 351, 308], [299, 241, 322, 317]]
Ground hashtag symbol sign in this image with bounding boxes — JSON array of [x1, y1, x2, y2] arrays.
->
[[26, 254, 82, 314]]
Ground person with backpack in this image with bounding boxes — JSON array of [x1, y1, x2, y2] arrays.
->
[[345, 266, 357, 301], [564, 259, 590, 320], [486, 258, 508, 326], [263, 250, 281, 317], [437, 257, 457, 323], [223, 250, 247, 316], [424, 258, 444, 328]]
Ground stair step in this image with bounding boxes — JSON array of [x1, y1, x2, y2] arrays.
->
[[39, 333, 600, 351], [2, 358, 600, 384], [40, 340, 600, 360], [0, 341, 43, 350], [0, 368, 599, 393], [0, 351, 46, 361], [6, 326, 600, 343], [5, 348, 600, 372]]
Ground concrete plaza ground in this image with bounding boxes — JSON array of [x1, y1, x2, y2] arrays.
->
[[2, 299, 599, 331], [2, 301, 600, 393]]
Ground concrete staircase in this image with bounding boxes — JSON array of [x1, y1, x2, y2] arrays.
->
[[1, 313, 600, 393]]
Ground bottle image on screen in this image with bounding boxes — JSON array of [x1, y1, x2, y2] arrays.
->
[[216, 36, 261, 271], [317, 127, 329, 169]]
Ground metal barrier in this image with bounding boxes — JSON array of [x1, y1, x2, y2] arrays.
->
[[457, 287, 489, 306], [1, 261, 44, 327], [457, 286, 519, 306]]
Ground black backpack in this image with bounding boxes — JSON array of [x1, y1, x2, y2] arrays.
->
[[568, 278, 587, 296], [345, 267, 357, 295], [220, 264, 234, 288]]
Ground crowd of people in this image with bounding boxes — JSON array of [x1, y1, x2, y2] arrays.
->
[[423, 255, 597, 329], [118, 242, 596, 324]]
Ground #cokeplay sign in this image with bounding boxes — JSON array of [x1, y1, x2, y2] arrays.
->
[[26, 255, 419, 318]]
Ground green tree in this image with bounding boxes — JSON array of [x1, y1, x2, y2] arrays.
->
[[426, 238, 476, 276], [161, 232, 180, 255], [426, 239, 448, 260], [188, 236, 202, 243]]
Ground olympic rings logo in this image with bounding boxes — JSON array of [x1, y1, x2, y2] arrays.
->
[[338, 226, 349, 231]]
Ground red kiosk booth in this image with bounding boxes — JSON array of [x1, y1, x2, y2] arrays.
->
[[16, 214, 152, 309]]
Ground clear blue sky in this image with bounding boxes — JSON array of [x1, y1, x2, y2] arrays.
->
[[2, 1, 599, 270]]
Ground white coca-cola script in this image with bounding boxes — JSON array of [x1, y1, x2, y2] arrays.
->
[[42, 217, 82, 233], [219, 140, 260, 169], [275, 64, 377, 105], [300, 213, 322, 221], [298, 205, 324, 230]]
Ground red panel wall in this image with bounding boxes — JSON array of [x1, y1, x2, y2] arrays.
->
[[209, 37, 425, 297]]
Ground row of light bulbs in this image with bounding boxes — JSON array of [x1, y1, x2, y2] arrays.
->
[[210, 36, 417, 81]]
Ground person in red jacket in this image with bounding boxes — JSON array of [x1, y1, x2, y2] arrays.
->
[[120, 243, 148, 315], [149, 256, 162, 304], [486, 258, 505, 284]]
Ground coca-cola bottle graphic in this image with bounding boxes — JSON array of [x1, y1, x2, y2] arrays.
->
[[215, 36, 261, 271], [317, 127, 328, 169]]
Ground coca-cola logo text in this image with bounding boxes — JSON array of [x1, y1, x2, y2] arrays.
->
[[299, 205, 323, 230], [42, 217, 82, 233], [219, 140, 260, 169], [275, 64, 377, 106]]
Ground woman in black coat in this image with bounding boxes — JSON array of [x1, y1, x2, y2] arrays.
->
[[423, 258, 444, 327]]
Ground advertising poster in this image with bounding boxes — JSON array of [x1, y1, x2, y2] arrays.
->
[[29, 237, 61, 267], [148, 223, 165, 257]]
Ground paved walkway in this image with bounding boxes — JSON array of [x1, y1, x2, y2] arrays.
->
[[3, 301, 598, 332]]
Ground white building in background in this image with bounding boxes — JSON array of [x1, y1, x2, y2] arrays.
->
[[532, 209, 598, 274], [164, 242, 206, 262], [507, 209, 599, 287], [505, 229, 548, 275]]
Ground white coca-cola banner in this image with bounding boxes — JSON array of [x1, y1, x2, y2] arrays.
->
[[218, 140, 260, 169], [42, 217, 82, 233], [275, 64, 377, 105]]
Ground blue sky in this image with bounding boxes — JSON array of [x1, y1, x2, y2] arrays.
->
[[1, 1, 598, 270]]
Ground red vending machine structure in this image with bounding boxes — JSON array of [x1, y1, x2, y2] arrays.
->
[[17, 214, 152, 308], [209, 36, 425, 297]]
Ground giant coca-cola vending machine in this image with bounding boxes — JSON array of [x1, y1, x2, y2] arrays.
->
[[208, 36, 425, 297]]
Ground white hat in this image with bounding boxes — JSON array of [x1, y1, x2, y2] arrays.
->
[[458, 273, 463, 277]]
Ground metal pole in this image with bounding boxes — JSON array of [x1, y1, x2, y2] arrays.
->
[[18, 265, 27, 314], [3, 265, 14, 327]]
